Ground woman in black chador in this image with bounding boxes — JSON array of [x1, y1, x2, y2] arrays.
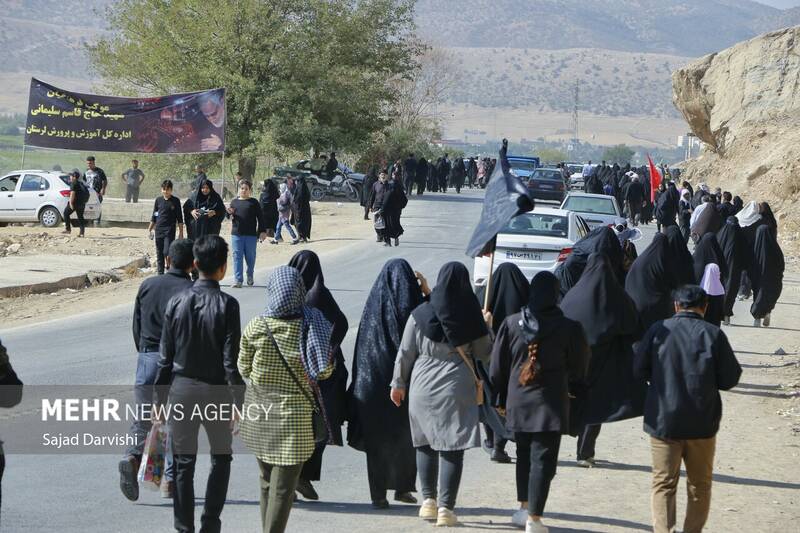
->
[[716, 216, 749, 324], [750, 224, 784, 327], [189, 179, 225, 237], [287, 250, 349, 501], [347, 259, 427, 508], [561, 253, 644, 466], [291, 176, 312, 242], [624, 233, 677, 331], [259, 179, 280, 237]]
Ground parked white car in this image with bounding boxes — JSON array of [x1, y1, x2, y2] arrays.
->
[[0, 170, 102, 227], [560, 192, 625, 230], [473, 207, 590, 287]]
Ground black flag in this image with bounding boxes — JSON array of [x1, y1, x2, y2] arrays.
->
[[465, 139, 534, 257]]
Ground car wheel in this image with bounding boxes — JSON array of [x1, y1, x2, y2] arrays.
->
[[310, 186, 326, 201], [39, 206, 62, 227]]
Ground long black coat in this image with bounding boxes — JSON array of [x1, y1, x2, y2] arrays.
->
[[625, 233, 677, 331], [382, 181, 407, 238], [716, 217, 749, 317], [554, 226, 623, 295], [259, 180, 280, 233], [490, 311, 589, 434], [191, 187, 225, 237]]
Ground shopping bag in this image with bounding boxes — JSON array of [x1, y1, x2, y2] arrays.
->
[[137, 423, 166, 490]]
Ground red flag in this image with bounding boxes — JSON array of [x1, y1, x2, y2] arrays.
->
[[647, 155, 662, 203]]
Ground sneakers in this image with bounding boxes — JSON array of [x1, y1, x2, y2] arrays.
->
[[525, 519, 549, 533], [290, 239, 300, 245], [295, 478, 319, 501], [512, 508, 529, 527], [419, 498, 438, 520], [436, 507, 458, 527], [723, 316, 731, 326], [576, 457, 596, 468], [160, 479, 174, 499], [753, 318, 761, 327], [270, 239, 280, 245], [394, 238, 399, 246], [763, 313, 771, 327], [231, 282, 242, 288], [383, 242, 392, 247], [247, 276, 254, 287], [118, 456, 139, 502], [394, 491, 417, 504]]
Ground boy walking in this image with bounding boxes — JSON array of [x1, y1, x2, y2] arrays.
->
[[149, 180, 184, 275], [635, 285, 742, 533], [63, 170, 89, 237]]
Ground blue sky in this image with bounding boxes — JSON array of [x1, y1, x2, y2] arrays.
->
[[755, 0, 800, 8]]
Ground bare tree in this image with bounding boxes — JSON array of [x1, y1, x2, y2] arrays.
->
[[393, 46, 459, 129]]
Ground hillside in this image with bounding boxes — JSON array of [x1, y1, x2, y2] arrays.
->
[[415, 0, 793, 57], [445, 46, 690, 118]]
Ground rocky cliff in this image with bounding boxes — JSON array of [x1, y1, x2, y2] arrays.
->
[[672, 26, 800, 260]]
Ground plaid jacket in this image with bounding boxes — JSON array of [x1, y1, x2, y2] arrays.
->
[[238, 316, 333, 465]]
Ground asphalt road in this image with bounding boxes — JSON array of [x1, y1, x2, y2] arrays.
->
[[1, 188, 501, 532]]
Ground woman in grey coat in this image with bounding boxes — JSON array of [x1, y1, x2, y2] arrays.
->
[[391, 262, 492, 527]]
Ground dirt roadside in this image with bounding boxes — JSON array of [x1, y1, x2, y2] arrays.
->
[[0, 202, 372, 328]]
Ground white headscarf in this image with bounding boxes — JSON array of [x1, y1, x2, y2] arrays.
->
[[700, 263, 725, 296], [736, 201, 760, 227], [690, 202, 710, 229]]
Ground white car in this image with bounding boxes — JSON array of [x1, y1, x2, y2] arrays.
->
[[473, 207, 590, 287], [0, 170, 102, 227], [560, 192, 625, 230]]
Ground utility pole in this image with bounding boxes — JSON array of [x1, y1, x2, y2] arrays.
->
[[571, 81, 580, 147]]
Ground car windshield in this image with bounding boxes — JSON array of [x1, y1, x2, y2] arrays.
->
[[501, 213, 569, 238], [508, 160, 537, 172], [531, 169, 561, 180], [563, 196, 616, 215], [567, 165, 582, 174], [59, 175, 70, 186]]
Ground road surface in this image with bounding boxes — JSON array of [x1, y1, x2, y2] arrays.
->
[[2, 189, 799, 532]]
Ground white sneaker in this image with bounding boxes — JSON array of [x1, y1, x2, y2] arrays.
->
[[419, 498, 438, 520], [525, 519, 549, 533], [576, 458, 596, 468], [512, 508, 529, 527], [436, 507, 458, 527], [753, 318, 761, 327]]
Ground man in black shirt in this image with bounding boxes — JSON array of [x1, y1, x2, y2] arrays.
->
[[325, 152, 338, 176], [63, 170, 88, 237], [156, 235, 244, 533], [191, 165, 208, 191], [83, 155, 107, 202], [119, 239, 194, 503], [634, 285, 741, 533], [148, 180, 185, 275]]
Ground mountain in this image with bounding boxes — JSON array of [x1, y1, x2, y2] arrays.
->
[[415, 0, 788, 57]]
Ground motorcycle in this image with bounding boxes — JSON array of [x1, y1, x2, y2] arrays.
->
[[273, 160, 364, 202]]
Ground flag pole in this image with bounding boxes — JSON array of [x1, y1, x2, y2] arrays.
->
[[483, 250, 495, 311], [21, 144, 26, 168]]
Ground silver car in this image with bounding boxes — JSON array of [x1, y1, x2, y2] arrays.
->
[[560, 192, 625, 230]]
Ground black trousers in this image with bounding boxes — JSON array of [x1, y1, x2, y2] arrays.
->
[[155, 232, 176, 275], [1, 445, 5, 520], [64, 204, 85, 234], [125, 184, 140, 203], [576, 425, 601, 460], [483, 423, 507, 451], [416, 446, 464, 510], [515, 431, 561, 516], [169, 377, 233, 533], [300, 443, 325, 481]]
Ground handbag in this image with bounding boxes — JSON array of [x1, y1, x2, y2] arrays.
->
[[373, 211, 386, 230], [455, 345, 484, 406], [262, 319, 329, 445]]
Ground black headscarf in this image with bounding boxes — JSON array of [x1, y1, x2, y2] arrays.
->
[[664, 225, 695, 285], [288, 250, 349, 445], [519, 270, 566, 343], [480, 262, 529, 335], [561, 253, 642, 346], [692, 233, 728, 287], [191, 179, 225, 236], [412, 262, 488, 346], [554, 226, 623, 295], [750, 224, 784, 319], [624, 233, 676, 330]]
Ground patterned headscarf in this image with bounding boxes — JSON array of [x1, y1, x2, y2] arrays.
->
[[263, 266, 332, 380]]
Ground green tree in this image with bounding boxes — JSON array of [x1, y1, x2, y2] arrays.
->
[[602, 144, 635, 165], [89, 0, 419, 179]]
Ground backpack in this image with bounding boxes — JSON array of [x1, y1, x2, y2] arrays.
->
[[76, 181, 91, 205]]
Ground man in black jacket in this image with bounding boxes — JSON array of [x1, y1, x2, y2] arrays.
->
[[634, 285, 741, 533], [403, 153, 417, 195], [624, 175, 645, 227], [0, 338, 23, 523], [156, 235, 244, 533], [119, 239, 194, 503]]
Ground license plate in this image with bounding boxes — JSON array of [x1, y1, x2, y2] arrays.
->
[[539, 184, 553, 190], [506, 251, 543, 260]]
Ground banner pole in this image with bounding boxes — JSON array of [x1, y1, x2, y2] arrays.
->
[[221, 151, 226, 198], [21, 144, 26, 168], [483, 249, 495, 311]]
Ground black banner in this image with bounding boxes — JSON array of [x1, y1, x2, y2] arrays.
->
[[24, 78, 226, 153]]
